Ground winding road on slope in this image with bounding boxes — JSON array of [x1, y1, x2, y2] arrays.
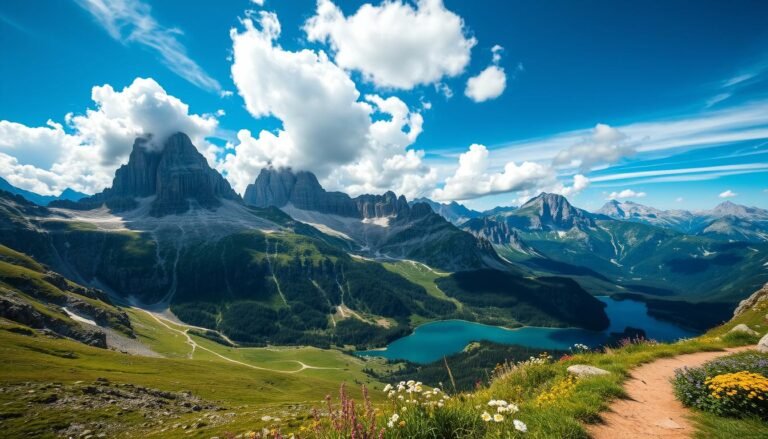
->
[[586, 346, 753, 439], [140, 309, 342, 374]]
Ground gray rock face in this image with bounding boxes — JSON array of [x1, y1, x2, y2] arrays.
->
[[53, 133, 240, 216], [728, 323, 759, 336], [355, 192, 409, 218], [244, 168, 359, 217], [733, 282, 768, 317], [758, 333, 768, 353], [0, 294, 107, 348], [567, 365, 610, 377], [245, 168, 417, 220]]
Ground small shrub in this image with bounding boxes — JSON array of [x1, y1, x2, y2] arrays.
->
[[722, 331, 760, 346]]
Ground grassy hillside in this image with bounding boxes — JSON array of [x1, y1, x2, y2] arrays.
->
[[292, 300, 766, 438]]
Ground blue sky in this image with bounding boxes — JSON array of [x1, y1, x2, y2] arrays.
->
[[1, 0, 768, 211]]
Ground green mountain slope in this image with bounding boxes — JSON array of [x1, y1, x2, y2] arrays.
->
[[463, 193, 768, 304]]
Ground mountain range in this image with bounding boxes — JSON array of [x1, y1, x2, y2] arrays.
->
[[597, 199, 768, 242], [0, 176, 86, 206], [0, 132, 611, 352], [2, 131, 767, 346]]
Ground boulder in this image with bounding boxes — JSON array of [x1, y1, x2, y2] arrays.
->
[[758, 333, 768, 353], [567, 365, 610, 377], [728, 323, 759, 337]]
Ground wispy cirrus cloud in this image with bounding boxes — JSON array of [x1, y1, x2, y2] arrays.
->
[[435, 100, 768, 170], [76, 0, 222, 93], [706, 59, 768, 108]]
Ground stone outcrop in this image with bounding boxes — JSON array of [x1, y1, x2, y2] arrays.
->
[[758, 333, 768, 353], [733, 282, 768, 317], [52, 133, 240, 216], [0, 293, 107, 348]]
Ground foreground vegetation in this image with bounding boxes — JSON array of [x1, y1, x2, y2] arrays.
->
[[248, 299, 767, 438]]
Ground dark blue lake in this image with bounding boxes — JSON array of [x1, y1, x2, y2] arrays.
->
[[357, 297, 697, 364]]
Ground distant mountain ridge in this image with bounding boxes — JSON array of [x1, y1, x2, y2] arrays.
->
[[597, 199, 768, 242], [409, 197, 482, 225], [244, 168, 503, 271], [0, 176, 87, 206]]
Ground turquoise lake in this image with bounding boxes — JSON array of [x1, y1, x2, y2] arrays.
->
[[357, 297, 697, 364]]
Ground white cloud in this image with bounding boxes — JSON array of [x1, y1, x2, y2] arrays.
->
[[465, 45, 507, 102], [223, 11, 435, 198], [591, 163, 768, 183], [607, 189, 647, 199], [676, 197, 684, 203], [304, 0, 476, 89], [491, 44, 503, 63], [0, 77, 218, 195], [552, 123, 634, 172], [550, 174, 590, 198], [432, 144, 554, 201], [229, 11, 370, 172], [250, 0, 265, 5], [435, 82, 454, 99], [465, 66, 506, 102], [76, 0, 221, 92], [719, 189, 738, 198], [705, 93, 731, 108]]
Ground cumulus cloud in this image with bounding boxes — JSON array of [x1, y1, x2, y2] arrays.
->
[[304, 0, 476, 89], [553, 123, 634, 172], [76, 0, 221, 92], [432, 143, 591, 202], [719, 189, 738, 198], [607, 189, 647, 199], [0, 78, 218, 195], [465, 45, 507, 102], [432, 144, 552, 201], [223, 11, 435, 197]]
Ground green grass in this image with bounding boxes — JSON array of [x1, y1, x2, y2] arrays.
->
[[0, 309, 390, 438], [383, 260, 461, 309], [690, 411, 767, 439]]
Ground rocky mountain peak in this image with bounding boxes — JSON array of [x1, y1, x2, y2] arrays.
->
[[355, 191, 409, 218], [244, 167, 359, 217], [710, 201, 751, 217], [53, 132, 240, 216], [598, 199, 624, 217], [517, 193, 594, 230]]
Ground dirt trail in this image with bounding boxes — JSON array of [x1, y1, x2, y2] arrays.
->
[[141, 309, 342, 374], [587, 346, 753, 439]]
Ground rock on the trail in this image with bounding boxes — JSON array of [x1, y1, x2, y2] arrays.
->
[[758, 333, 768, 353], [567, 365, 610, 377], [729, 324, 759, 336]]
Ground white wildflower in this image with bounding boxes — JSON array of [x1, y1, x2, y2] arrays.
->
[[514, 419, 528, 432]]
